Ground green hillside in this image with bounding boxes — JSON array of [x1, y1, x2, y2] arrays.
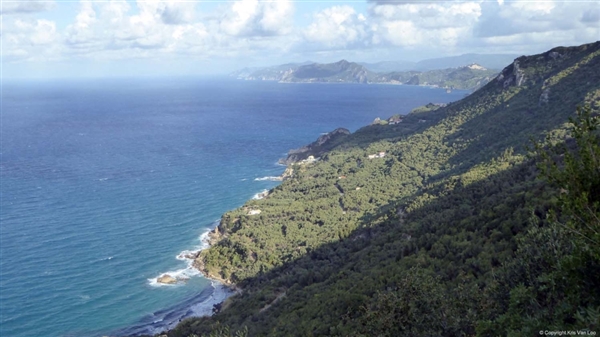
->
[[280, 60, 377, 84], [164, 41, 600, 337]]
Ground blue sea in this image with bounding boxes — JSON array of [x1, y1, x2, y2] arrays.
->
[[0, 78, 468, 337]]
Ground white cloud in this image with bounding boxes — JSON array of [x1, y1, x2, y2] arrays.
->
[[100, 0, 130, 26], [2, 0, 598, 75], [304, 6, 369, 49], [463, 0, 599, 56], [65, 0, 97, 47], [60, 0, 199, 57], [260, 1, 294, 34], [30, 19, 58, 44], [220, 0, 294, 36], [2, 18, 60, 62], [14, 0, 296, 65], [369, 2, 481, 48], [1, 0, 55, 14], [364, 0, 598, 55], [159, 0, 196, 25]]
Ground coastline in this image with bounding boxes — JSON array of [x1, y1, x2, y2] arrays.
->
[[135, 163, 291, 336], [190, 167, 293, 292], [238, 77, 458, 89], [190, 206, 252, 291], [116, 219, 244, 336], [109, 281, 234, 337], [130, 121, 362, 335], [117, 82, 467, 336], [147, 226, 214, 287], [151, 220, 243, 290]]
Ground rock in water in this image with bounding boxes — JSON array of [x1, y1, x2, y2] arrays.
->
[[157, 274, 178, 284]]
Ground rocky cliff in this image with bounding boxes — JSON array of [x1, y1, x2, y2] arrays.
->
[[278, 128, 351, 165]]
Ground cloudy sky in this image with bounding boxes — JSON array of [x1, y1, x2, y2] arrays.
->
[[2, 0, 598, 78]]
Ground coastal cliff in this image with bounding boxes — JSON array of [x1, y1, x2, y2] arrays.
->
[[191, 128, 351, 287], [278, 127, 351, 165], [192, 227, 236, 288]]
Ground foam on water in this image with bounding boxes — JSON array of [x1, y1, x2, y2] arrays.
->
[[147, 268, 200, 288], [148, 224, 217, 287], [110, 283, 235, 337], [254, 176, 282, 181], [188, 282, 235, 317], [252, 189, 270, 200]]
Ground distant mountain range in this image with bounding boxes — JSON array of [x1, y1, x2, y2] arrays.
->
[[357, 53, 519, 72], [357, 60, 417, 72], [232, 59, 499, 91]]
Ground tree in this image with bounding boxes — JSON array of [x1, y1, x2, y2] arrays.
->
[[535, 105, 600, 260]]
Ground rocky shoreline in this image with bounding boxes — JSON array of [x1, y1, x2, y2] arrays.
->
[[192, 227, 237, 287], [184, 129, 344, 307], [154, 225, 239, 292]]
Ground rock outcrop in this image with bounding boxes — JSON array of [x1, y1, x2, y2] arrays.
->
[[539, 88, 551, 105], [496, 59, 526, 89], [279, 128, 351, 165], [157, 274, 178, 284], [281, 167, 294, 180]]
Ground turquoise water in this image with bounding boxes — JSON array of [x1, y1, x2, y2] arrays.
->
[[0, 78, 468, 336]]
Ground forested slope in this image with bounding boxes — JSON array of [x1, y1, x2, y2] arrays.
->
[[166, 41, 600, 336]]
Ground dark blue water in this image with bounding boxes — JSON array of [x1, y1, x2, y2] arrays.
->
[[0, 78, 467, 336]]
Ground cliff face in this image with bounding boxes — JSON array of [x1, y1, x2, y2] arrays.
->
[[278, 128, 351, 165], [496, 59, 526, 88]]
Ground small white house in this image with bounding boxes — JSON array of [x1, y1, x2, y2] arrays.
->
[[388, 116, 403, 124], [368, 152, 387, 159]]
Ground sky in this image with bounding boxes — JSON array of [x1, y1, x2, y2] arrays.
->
[[1, 0, 599, 78]]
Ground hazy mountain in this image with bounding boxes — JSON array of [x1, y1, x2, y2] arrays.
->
[[280, 60, 378, 84], [235, 60, 499, 90], [414, 53, 520, 70], [378, 64, 498, 90], [230, 61, 314, 80], [358, 60, 417, 72]]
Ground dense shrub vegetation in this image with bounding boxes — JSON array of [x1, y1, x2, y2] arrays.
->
[[157, 42, 600, 337]]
